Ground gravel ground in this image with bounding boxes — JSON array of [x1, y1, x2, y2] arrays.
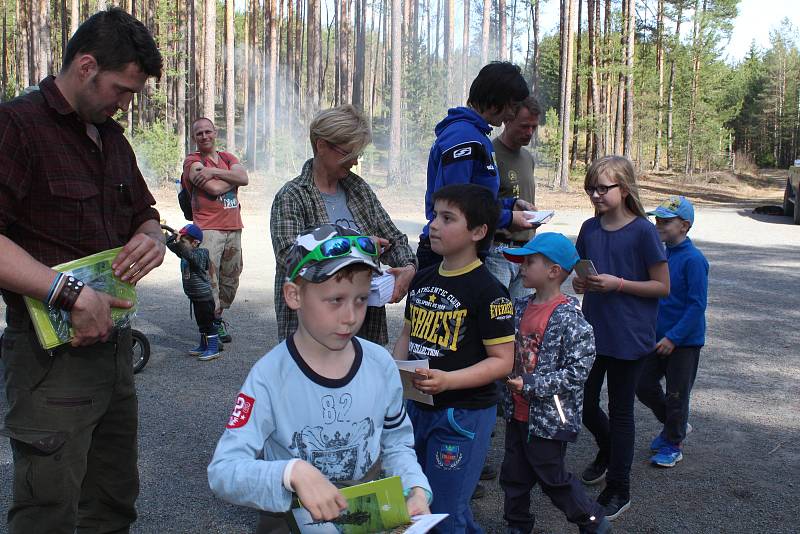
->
[[1, 184, 799, 534]]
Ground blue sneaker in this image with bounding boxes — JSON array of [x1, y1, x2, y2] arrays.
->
[[651, 444, 683, 467], [650, 423, 692, 451]]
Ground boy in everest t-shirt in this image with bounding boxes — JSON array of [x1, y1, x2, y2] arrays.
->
[[500, 233, 611, 534], [394, 184, 515, 533], [207, 224, 431, 532]]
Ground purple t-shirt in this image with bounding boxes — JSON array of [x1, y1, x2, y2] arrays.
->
[[575, 216, 667, 360]]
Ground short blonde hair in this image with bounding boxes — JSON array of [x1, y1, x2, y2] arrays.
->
[[309, 105, 372, 158], [585, 155, 646, 217]]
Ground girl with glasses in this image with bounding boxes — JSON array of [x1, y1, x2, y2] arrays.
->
[[572, 156, 671, 521]]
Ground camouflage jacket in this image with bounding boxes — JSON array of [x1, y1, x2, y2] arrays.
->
[[502, 294, 596, 442]]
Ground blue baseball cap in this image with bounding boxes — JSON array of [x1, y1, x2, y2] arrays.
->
[[502, 232, 580, 271], [179, 223, 204, 242], [647, 195, 694, 225]]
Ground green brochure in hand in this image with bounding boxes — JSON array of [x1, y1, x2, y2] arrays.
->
[[289, 476, 411, 534], [24, 247, 137, 350]]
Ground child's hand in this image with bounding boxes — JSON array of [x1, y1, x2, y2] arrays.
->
[[413, 368, 450, 395], [290, 461, 348, 522], [572, 276, 587, 294], [655, 337, 675, 355], [506, 376, 523, 393], [405, 487, 430, 516], [585, 274, 622, 293]]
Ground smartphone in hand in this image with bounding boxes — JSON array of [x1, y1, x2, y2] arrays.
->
[[574, 259, 598, 279]]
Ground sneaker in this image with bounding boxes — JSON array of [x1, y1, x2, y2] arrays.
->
[[597, 487, 630, 521], [650, 423, 693, 451], [581, 452, 608, 485], [651, 444, 683, 467], [216, 320, 232, 343], [480, 464, 499, 480], [471, 483, 486, 500], [579, 516, 613, 534]]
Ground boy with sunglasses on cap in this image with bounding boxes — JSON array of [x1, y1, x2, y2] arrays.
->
[[500, 233, 610, 534], [166, 224, 220, 361], [393, 183, 515, 533], [637, 196, 708, 468], [207, 223, 431, 532]]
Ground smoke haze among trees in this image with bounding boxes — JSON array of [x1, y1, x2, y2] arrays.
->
[[2, 0, 799, 187]]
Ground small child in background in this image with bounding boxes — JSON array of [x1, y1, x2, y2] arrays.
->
[[500, 233, 611, 534], [166, 224, 220, 361], [637, 196, 709, 468]]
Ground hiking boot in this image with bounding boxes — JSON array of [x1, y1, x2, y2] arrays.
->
[[597, 487, 630, 521], [198, 334, 221, 361], [189, 335, 207, 356], [651, 444, 683, 467], [581, 452, 608, 485], [471, 483, 486, 500], [480, 463, 499, 480], [216, 319, 232, 343]]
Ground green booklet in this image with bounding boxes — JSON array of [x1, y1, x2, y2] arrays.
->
[[288, 476, 410, 534], [24, 247, 137, 350]]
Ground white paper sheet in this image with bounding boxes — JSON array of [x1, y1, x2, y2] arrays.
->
[[395, 359, 433, 405], [368, 271, 396, 307], [403, 514, 450, 533]]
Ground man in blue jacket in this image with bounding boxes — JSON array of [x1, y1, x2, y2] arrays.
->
[[418, 62, 535, 269]]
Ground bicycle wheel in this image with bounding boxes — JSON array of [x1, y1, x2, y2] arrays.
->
[[131, 329, 151, 374]]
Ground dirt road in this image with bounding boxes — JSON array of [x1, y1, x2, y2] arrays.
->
[[1, 179, 798, 533]]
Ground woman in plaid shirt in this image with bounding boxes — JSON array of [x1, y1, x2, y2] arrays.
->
[[270, 105, 417, 345]]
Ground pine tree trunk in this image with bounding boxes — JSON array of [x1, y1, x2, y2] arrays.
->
[[224, 0, 235, 151], [307, 0, 321, 113], [388, 0, 403, 185], [587, 0, 603, 158], [570, 0, 582, 169], [481, 0, 490, 65], [202, 0, 216, 121], [622, 0, 634, 159], [666, 2, 682, 169], [246, 0, 258, 168], [462, 0, 470, 102], [531, 0, 540, 95], [499, 0, 507, 60], [267, 0, 277, 172], [685, 0, 704, 175], [444, 0, 453, 104], [559, 0, 576, 191], [70, 0, 79, 36], [653, 0, 664, 170], [177, 0, 186, 153], [352, 0, 366, 110], [613, 0, 625, 155]]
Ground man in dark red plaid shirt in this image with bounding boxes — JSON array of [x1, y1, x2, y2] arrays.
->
[[0, 9, 165, 533]]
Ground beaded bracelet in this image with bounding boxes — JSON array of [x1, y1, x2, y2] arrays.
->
[[53, 275, 86, 311], [45, 272, 65, 307]]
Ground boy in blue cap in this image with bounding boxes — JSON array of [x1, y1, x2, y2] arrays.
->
[[166, 223, 220, 361], [500, 233, 611, 534], [637, 196, 709, 467]]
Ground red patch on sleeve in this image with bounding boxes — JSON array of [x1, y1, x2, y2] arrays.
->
[[226, 393, 255, 429]]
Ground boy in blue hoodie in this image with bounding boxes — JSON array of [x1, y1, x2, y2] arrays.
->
[[637, 196, 709, 468], [418, 61, 534, 270]]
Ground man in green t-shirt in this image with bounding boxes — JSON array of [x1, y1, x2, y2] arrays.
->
[[487, 96, 542, 300]]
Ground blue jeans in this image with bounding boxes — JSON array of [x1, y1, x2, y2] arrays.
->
[[407, 402, 496, 534], [483, 248, 532, 301], [636, 346, 701, 444]]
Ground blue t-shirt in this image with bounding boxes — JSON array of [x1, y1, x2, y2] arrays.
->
[[575, 216, 667, 360]]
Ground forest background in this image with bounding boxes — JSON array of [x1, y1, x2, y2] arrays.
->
[[3, 0, 800, 190]]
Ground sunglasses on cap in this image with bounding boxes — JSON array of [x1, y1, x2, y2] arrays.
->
[[289, 235, 379, 281]]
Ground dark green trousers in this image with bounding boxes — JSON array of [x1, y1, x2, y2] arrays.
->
[[1, 309, 138, 534]]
